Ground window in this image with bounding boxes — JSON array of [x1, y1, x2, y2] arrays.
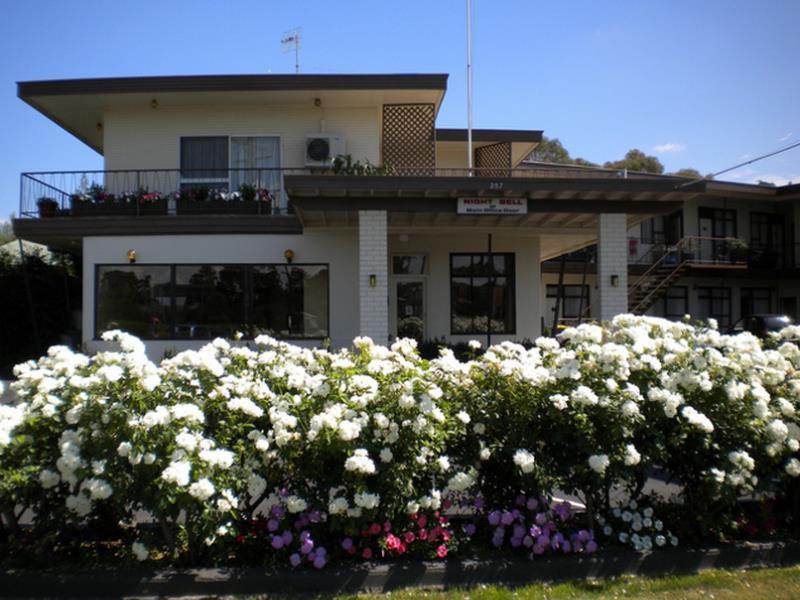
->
[[740, 288, 772, 318], [180, 137, 229, 187], [662, 286, 688, 320], [96, 264, 328, 340], [180, 136, 281, 196], [697, 287, 732, 328], [545, 284, 589, 320], [96, 266, 173, 339], [698, 207, 737, 238], [450, 253, 515, 334], [392, 255, 427, 275]]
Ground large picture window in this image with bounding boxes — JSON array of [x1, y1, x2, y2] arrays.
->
[[95, 264, 328, 340], [697, 286, 731, 328], [450, 253, 515, 334]]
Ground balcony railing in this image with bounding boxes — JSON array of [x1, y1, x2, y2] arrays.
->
[[19, 168, 316, 219], [20, 165, 661, 219]]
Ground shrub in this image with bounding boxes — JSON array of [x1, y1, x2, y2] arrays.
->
[[1, 316, 799, 565]]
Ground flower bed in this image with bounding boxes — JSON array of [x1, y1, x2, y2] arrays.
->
[[1, 316, 799, 568]]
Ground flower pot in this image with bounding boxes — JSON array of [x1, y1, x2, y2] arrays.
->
[[37, 199, 58, 218], [176, 199, 267, 215]]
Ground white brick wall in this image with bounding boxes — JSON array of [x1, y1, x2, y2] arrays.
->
[[358, 210, 389, 343], [597, 213, 628, 321]]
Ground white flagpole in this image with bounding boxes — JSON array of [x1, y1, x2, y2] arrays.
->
[[467, 0, 473, 175]]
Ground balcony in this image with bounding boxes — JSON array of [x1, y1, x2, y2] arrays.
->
[[19, 168, 314, 219]]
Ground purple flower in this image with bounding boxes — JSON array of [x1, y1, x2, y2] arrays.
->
[[562, 540, 572, 553], [539, 534, 550, 548], [533, 543, 545, 555], [523, 535, 534, 548], [501, 511, 515, 526], [299, 530, 312, 542], [271, 535, 284, 550], [515, 494, 527, 507], [300, 539, 314, 555], [341, 537, 354, 551], [313, 555, 327, 569], [526, 498, 539, 511], [491, 535, 504, 548], [510, 536, 522, 548], [488, 510, 502, 526], [464, 523, 477, 536], [578, 529, 591, 543], [267, 519, 279, 532], [586, 540, 598, 554], [316, 546, 327, 558], [474, 497, 486, 510], [289, 553, 302, 567], [513, 524, 526, 539], [530, 525, 542, 538], [282, 530, 293, 545], [272, 505, 286, 519], [308, 510, 322, 523], [535, 512, 548, 526]]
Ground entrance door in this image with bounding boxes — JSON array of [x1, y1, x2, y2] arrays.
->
[[395, 279, 425, 342]]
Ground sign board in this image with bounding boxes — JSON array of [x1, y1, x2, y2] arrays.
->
[[457, 197, 527, 215]]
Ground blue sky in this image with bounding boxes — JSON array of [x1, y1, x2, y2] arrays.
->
[[1, 0, 799, 221]]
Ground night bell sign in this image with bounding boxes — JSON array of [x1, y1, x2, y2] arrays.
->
[[457, 197, 527, 215]]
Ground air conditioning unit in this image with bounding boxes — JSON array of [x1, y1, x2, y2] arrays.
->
[[305, 133, 346, 167]]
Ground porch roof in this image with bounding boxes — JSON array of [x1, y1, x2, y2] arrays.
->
[[285, 174, 692, 260]]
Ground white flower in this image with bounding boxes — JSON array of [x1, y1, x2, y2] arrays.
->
[[83, 478, 113, 500], [286, 495, 308, 513], [329, 497, 349, 514], [468, 340, 482, 350], [624, 444, 641, 466], [681, 406, 714, 433], [473, 422, 486, 435], [447, 471, 476, 492], [571, 385, 599, 406], [786, 458, 800, 477], [175, 431, 198, 452], [588, 454, 610, 475], [189, 478, 216, 501], [199, 448, 235, 469], [117, 441, 132, 457], [170, 403, 205, 424], [247, 473, 267, 499], [767, 419, 789, 442], [338, 420, 362, 441], [227, 397, 264, 418], [379, 447, 393, 463], [437, 456, 451, 472], [39, 469, 60, 489], [161, 460, 191, 486], [513, 449, 536, 474], [456, 410, 471, 424], [344, 449, 376, 474], [354, 492, 380, 510], [132, 541, 149, 561]]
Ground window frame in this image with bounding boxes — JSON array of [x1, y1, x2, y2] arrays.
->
[[95, 262, 329, 341], [661, 285, 688, 320], [696, 286, 732, 328], [449, 252, 516, 335], [545, 283, 590, 320]]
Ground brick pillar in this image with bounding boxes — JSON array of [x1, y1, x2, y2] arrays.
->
[[358, 210, 389, 343], [597, 213, 628, 320]]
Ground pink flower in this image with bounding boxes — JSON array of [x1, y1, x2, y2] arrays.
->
[[386, 534, 401, 550], [362, 547, 373, 560], [369, 523, 382, 536], [404, 531, 416, 543], [417, 515, 428, 528], [436, 544, 448, 558]]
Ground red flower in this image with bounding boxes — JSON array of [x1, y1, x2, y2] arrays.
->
[[417, 515, 428, 528], [362, 547, 373, 560], [369, 523, 382, 536], [436, 545, 448, 558], [404, 531, 416, 543], [386, 534, 401, 550]]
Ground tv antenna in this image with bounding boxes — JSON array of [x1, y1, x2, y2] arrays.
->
[[281, 28, 301, 74]]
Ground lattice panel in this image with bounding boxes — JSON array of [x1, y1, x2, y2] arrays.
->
[[382, 104, 436, 175], [475, 142, 511, 177]]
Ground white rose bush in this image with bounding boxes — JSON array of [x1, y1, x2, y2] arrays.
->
[[0, 316, 799, 566]]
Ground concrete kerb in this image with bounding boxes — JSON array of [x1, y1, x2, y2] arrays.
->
[[1, 541, 799, 597]]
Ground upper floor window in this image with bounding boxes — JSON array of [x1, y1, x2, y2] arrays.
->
[[180, 136, 281, 196], [698, 207, 736, 238]]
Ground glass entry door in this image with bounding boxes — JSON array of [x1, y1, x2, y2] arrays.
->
[[395, 279, 425, 342]]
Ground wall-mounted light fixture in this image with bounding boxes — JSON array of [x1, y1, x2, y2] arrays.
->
[[369, 274, 377, 288], [314, 97, 322, 107], [127, 249, 137, 264], [610, 274, 619, 287], [284, 249, 295, 264], [150, 98, 158, 109], [96, 122, 103, 131]]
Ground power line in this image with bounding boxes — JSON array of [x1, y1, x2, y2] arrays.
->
[[677, 139, 800, 189]]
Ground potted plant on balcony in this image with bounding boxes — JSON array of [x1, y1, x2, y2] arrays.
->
[[728, 238, 749, 264], [36, 197, 58, 218]]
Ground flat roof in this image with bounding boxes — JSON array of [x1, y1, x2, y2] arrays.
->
[[436, 128, 543, 143], [17, 74, 449, 97]]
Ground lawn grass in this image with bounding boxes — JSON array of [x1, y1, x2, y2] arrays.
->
[[343, 566, 800, 600]]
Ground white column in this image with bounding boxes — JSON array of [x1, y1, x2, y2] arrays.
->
[[358, 210, 389, 343], [597, 213, 628, 320]]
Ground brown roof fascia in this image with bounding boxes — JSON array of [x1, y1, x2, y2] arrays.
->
[[436, 128, 543, 143], [18, 74, 449, 98]]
